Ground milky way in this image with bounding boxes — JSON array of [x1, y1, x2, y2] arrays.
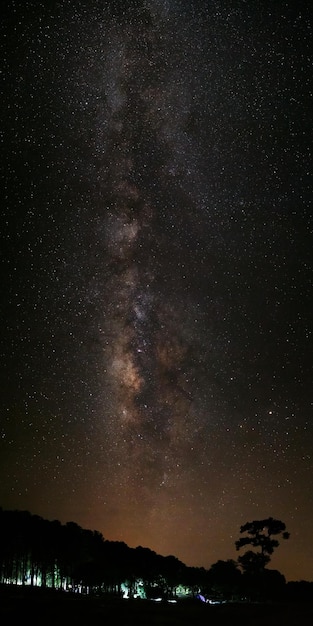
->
[[1, 0, 313, 581], [93, 6, 211, 511]]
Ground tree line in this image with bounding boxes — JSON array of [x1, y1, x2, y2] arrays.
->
[[0, 507, 311, 602]]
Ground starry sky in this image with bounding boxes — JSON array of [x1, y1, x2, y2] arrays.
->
[[1, 0, 312, 582]]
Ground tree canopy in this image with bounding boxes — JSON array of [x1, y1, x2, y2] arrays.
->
[[235, 517, 290, 575]]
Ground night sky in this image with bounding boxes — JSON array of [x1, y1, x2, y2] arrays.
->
[[1, 0, 312, 582]]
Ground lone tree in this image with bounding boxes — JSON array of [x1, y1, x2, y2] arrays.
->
[[235, 517, 290, 575]]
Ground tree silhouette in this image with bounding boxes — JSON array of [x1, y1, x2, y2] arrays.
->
[[207, 559, 242, 601], [235, 517, 290, 575]]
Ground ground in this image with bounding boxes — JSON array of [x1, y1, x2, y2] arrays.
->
[[0, 585, 312, 625]]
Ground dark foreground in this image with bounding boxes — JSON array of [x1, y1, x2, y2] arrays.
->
[[0, 585, 312, 625]]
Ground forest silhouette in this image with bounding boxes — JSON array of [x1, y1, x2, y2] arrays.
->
[[0, 506, 312, 607]]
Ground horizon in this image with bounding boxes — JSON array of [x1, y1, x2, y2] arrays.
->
[[2, 504, 307, 583]]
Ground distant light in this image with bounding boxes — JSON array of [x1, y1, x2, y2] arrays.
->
[[196, 594, 206, 603], [208, 599, 224, 604]]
